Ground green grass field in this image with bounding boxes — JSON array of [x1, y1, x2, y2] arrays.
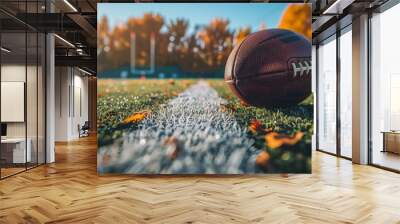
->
[[207, 79, 313, 134], [208, 79, 313, 173], [97, 79, 196, 145], [98, 79, 313, 173]]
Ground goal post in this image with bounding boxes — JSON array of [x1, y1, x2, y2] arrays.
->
[[130, 32, 156, 77]]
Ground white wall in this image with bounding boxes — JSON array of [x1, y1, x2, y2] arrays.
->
[[55, 67, 89, 141], [1, 63, 46, 164], [1, 65, 26, 137], [55, 67, 69, 141], [72, 73, 89, 138], [1, 65, 38, 138]]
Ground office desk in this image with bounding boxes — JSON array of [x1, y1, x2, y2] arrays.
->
[[382, 131, 400, 154], [1, 138, 31, 163]]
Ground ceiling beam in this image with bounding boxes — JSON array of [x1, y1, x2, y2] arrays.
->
[[55, 55, 96, 73], [323, 0, 356, 15], [13, 13, 81, 32], [67, 13, 97, 38]]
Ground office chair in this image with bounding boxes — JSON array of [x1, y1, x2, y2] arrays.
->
[[79, 121, 90, 138]]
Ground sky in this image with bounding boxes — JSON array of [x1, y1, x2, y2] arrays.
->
[[98, 3, 289, 34]]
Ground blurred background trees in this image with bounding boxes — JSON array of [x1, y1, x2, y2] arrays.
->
[[197, 18, 233, 70], [97, 4, 311, 78], [97, 13, 239, 76], [278, 4, 312, 40]]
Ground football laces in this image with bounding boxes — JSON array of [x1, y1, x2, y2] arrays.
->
[[291, 61, 311, 77]]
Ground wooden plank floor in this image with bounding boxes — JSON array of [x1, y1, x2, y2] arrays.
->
[[1, 135, 400, 224]]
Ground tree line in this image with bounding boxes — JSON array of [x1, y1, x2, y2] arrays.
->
[[98, 14, 252, 75], [97, 4, 311, 76]]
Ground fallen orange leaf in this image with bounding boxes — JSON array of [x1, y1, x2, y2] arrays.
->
[[102, 154, 111, 166], [123, 110, 150, 124], [249, 119, 263, 134], [164, 137, 179, 159], [255, 151, 270, 168], [164, 136, 178, 145], [240, 100, 250, 107], [284, 132, 304, 145], [248, 119, 272, 134], [220, 103, 236, 113], [265, 132, 304, 149], [265, 132, 283, 149]]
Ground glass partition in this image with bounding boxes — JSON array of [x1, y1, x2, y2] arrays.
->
[[1, 31, 28, 177], [317, 35, 337, 154], [0, 1, 46, 179]]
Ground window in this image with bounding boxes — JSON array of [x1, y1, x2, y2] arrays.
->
[[371, 3, 400, 171], [317, 35, 337, 154], [339, 27, 352, 158]]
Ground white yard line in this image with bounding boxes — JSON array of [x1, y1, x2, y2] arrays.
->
[[98, 81, 260, 174]]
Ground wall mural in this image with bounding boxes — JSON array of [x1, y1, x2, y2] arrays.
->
[[97, 3, 313, 174]]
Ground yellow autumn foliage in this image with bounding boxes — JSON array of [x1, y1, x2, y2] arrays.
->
[[278, 4, 312, 40]]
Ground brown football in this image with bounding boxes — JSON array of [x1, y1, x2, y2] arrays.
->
[[224, 29, 311, 107]]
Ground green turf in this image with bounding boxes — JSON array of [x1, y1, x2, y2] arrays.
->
[[97, 79, 313, 173], [207, 79, 313, 135], [207, 79, 313, 173], [97, 79, 195, 145]]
